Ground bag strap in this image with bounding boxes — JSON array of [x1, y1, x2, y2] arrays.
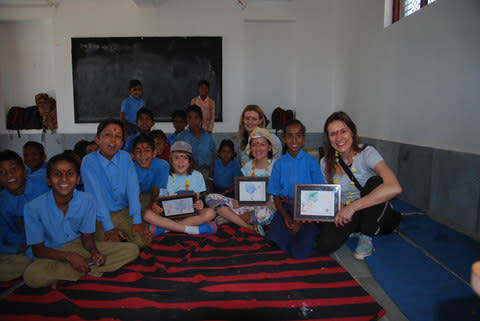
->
[[337, 156, 364, 191]]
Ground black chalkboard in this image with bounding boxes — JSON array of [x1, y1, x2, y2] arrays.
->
[[72, 37, 222, 123]]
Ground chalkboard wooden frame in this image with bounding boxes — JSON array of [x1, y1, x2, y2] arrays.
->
[[72, 37, 222, 123]]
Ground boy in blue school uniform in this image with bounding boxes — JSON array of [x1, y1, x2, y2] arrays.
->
[[0, 150, 49, 281], [23, 141, 47, 179], [176, 105, 215, 183], [211, 139, 242, 197], [265, 120, 324, 259], [131, 135, 169, 208], [120, 79, 145, 136], [167, 110, 187, 146], [81, 119, 151, 248], [123, 107, 155, 153], [23, 153, 139, 288]]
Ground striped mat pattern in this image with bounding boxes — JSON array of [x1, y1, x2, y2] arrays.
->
[[0, 225, 385, 321]]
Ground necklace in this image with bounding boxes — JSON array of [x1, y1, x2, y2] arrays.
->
[[169, 174, 191, 195], [251, 159, 271, 176], [333, 151, 357, 205]]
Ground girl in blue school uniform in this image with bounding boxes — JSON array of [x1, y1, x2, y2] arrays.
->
[[143, 141, 217, 237], [210, 139, 242, 197], [265, 119, 325, 259]]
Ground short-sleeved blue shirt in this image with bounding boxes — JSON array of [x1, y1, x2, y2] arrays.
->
[[121, 95, 145, 125], [267, 149, 324, 200], [24, 189, 96, 249], [213, 158, 242, 189], [176, 128, 215, 168], [159, 170, 206, 197], [135, 158, 169, 193], [81, 150, 142, 232], [0, 175, 50, 250], [167, 132, 179, 147], [27, 162, 47, 179], [123, 131, 141, 153]]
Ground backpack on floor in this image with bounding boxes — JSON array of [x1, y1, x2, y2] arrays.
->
[[271, 107, 294, 134]]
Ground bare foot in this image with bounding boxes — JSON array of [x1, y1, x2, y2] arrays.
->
[[51, 280, 67, 290]]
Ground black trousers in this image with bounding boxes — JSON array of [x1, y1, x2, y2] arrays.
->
[[316, 176, 401, 255]]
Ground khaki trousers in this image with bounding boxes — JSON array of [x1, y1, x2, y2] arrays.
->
[[0, 253, 32, 282], [23, 238, 139, 288], [95, 207, 152, 248]]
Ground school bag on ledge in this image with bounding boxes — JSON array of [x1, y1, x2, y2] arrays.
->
[[35, 93, 58, 133], [6, 93, 57, 137], [271, 107, 295, 135], [6, 105, 43, 137]]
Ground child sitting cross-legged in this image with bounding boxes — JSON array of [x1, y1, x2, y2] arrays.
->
[[23, 153, 139, 288], [143, 141, 217, 237], [81, 119, 151, 248], [131, 134, 169, 208], [205, 127, 277, 235], [0, 150, 50, 281]]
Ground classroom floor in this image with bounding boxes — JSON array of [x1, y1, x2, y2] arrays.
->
[[333, 244, 409, 321], [0, 246, 408, 321]]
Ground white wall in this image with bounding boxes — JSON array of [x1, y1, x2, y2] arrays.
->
[[1, 0, 479, 156], [0, 0, 335, 135], [333, 0, 480, 155], [0, 20, 55, 129]]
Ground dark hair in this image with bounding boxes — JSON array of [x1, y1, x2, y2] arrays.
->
[[169, 151, 195, 176], [23, 141, 45, 156], [136, 107, 154, 123], [282, 119, 306, 154], [46, 152, 80, 178], [171, 110, 187, 122], [0, 150, 25, 170], [217, 139, 236, 159], [151, 129, 167, 142], [186, 105, 203, 121], [73, 140, 89, 159], [128, 79, 142, 89], [96, 118, 125, 140], [132, 134, 155, 151], [198, 80, 210, 89], [322, 111, 366, 184]]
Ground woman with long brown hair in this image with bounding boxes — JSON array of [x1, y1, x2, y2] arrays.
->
[[317, 111, 402, 259], [236, 105, 282, 166]]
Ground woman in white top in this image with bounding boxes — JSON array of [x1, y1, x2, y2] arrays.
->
[[236, 105, 282, 166], [317, 111, 402, 260]]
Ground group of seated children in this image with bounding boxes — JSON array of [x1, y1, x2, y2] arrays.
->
[[0, 114, 325, 290], [3, 80, 395, 289]]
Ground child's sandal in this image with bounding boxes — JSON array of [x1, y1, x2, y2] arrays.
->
[[214, 216, 228, 226], [254, 224, 264, 236]]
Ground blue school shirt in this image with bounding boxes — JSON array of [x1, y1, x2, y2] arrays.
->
[[167, 132, 180, 147], [121, 95, 145, 125], [27, 162, 47, 179], [81, 150, 142, 232], [159, 170, 206, 197], [213, 158, 242, 189], [24, 190, 96, 249], [176, 128, 215, 168], [0, 176, 49, 250], [123, 132, 141, 153], [267, 149, 324, 200], [135, 158, 169, 193]]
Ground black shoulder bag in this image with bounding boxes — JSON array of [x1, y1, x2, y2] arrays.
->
[[337, 157, 401, 235]]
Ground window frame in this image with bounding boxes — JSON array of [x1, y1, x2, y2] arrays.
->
[[392, 0, 429, 24]]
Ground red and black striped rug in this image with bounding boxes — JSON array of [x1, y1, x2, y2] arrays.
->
[[0, 225, 385, 320]]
